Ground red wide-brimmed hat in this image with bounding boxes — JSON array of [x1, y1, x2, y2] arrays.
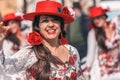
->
[[3, 13, 23, 22], [23, 1, 74, 24], [89, 6, 109, 18]]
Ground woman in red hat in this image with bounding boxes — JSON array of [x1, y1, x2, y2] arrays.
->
[[0, 13, 29, 80], [0, 1, 84, 80], [2, 13, 28, 57], [84, 6, 120, 80]]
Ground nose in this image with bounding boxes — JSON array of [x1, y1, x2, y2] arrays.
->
[[47, 20, 54, 27]]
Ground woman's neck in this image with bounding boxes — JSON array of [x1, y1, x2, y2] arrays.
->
[[43, 39, 60, 52]]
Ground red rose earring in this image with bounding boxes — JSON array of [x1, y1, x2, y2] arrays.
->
[[61, 34, 68, 45], [27, 32, 43, 45]]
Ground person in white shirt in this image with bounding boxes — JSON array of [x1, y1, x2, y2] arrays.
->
[[2, 13, 28, 58], [0, 13, 28, 80], [84, 6, 120, 80]]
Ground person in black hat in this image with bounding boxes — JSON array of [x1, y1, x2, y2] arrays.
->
[[66, 2, 91, 61]]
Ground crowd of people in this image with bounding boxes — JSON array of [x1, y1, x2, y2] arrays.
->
[[0, 0, 119, 80]]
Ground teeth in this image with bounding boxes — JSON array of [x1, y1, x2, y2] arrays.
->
[[47, 29, 55, 32]]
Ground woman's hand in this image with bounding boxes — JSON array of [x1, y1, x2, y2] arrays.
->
[[84, 75, 90, 80], [0, 22, 9, 41]]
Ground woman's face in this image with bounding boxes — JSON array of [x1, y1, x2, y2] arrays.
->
[[92, 15, 106, 28], [8, 20, 20, 34], [39, 15, 61, 40]]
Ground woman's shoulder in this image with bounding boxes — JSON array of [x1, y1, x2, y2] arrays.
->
[[88, 29, 96, 39], [19, 46, 33, 51], [110, 15, 120, 30], [89, 29, 95, 34], [64, 44, 76, 50], [2, 39, 14, 49], [64, 44, 79, 54], [13, 46, 33, 55], [3, 39, 12, 44]]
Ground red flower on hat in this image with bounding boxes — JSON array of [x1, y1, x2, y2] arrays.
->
[[27, 32, 43, 45], [62, 7, 71, 15]]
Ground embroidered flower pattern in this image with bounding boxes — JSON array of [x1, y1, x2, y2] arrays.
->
[[101, 21, 120, 76], [12, 44, 19, 51], [98, 52, 120, 77], [50, 46, 84, 80], [105, 22, 120, 49], [70, 72, 77, 80], [0, 43, 84, 79]]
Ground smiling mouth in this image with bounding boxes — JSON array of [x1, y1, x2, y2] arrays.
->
[[47, 29, 56, 34]]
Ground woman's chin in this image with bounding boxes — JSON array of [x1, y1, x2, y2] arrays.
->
[[46, 37, 58, 40]]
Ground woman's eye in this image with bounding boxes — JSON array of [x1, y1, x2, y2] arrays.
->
[[53, 18, 60, 22], [54, 18, 59, 21], [40, 18, 60, 23], [40, 19, 49, 23]]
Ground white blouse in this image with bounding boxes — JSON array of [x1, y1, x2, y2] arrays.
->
[[0, 44, 84, 80], [2, 39, 28, 58], [85, 16, 120, 80]]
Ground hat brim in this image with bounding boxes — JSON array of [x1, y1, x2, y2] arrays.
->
[[90, 13, 106, 18], [3, 16, 23, 23], [23, 12, 74, 24]]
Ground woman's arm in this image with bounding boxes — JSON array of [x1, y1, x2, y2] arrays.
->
[[0, 22, 9, 50], [0, 46, 37, 74], [84, 29, 97, 78], [2, 40, 16, 58]]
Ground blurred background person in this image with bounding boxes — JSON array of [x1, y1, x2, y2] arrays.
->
[[2, 13, 28, 58], [66, 1, 91, 61], [0, 1, 85, 80], [0, 13, 29, 80], [84, 6, 120, 80], [0, 12, 3, 50]]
